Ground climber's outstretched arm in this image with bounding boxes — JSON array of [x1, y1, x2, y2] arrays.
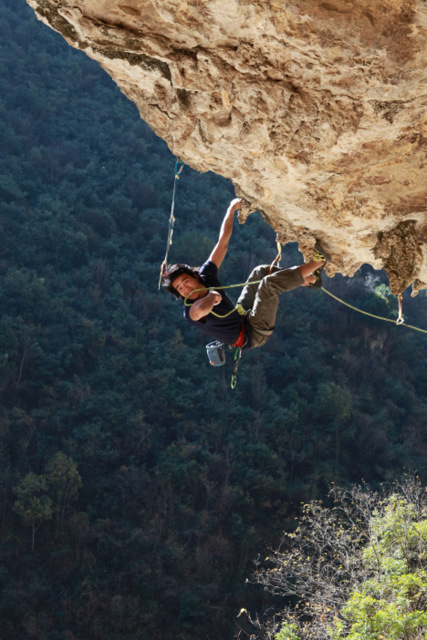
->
[[209, 198, 243, 269], [189, 290, 222, 321]]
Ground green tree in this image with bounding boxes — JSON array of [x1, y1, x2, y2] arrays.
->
[[313, 382, 352, 463], [329, 497, 427, 640], [0, 322, 18, 385], [13, 472, 52, 551], [45, 451, 82, 536], [251, 478, 427, 640]]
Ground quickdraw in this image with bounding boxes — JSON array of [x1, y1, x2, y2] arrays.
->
[[231, 347, 242, 390]]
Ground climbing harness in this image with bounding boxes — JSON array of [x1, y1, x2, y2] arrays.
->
[[158, 158, 184, 289], [188, 282, 258, 389], [320, 287, 427, 334]]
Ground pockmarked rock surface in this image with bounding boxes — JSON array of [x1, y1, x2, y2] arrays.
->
[[27, 0, 427, 295]]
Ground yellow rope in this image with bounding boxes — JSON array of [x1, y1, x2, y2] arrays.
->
[[184, 278, 427, 334], [184, 243, 282, 319], [183, 280, 262, 318], [320, 287, 427, 335]]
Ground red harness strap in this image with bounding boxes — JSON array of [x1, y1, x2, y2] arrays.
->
[[232, 323, 246, 348]]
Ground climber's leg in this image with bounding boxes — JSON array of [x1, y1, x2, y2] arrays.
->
[[237, 264, 280, 311], [247, 266, 304, 348], [247, 255, 327, 347], [241, 244, 330, 348]]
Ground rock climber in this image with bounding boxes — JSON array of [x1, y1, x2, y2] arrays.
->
[[162, 198, 330, 350]]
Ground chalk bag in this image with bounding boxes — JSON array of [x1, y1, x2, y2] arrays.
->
[[206, 341, 226, 366]]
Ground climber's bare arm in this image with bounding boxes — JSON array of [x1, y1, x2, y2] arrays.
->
[[209, 198, 243, 269], [189, 291, 222, 321]]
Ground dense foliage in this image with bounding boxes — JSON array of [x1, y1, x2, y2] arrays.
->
[[0, 2, 426, 638], [250, 479, 427, 640]]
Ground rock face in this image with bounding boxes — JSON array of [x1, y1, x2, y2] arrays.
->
[[28, 0, 427, 295]]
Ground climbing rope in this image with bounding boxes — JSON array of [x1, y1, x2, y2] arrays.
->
[[320, 287, 427, 335], [183, 280, 262, 318], [185, 272, 426, 390], [158, 161, 425, 333], [182, 243, 283, 318], [184, 281, 427, 333], [158, 158, 184, 289]]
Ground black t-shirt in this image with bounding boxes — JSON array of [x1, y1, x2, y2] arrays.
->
[[183, 260, 252, 348]]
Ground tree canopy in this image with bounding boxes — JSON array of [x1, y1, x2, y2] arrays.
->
[[249, 478, 427, 640]]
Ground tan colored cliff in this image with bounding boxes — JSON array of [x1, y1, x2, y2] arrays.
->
[[28, 0, 427, 295]]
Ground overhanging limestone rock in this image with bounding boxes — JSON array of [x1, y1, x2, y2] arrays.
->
[[27, 0, 427, 295]]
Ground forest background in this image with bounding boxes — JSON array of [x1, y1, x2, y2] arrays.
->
[[0, 2, 426, 639]]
